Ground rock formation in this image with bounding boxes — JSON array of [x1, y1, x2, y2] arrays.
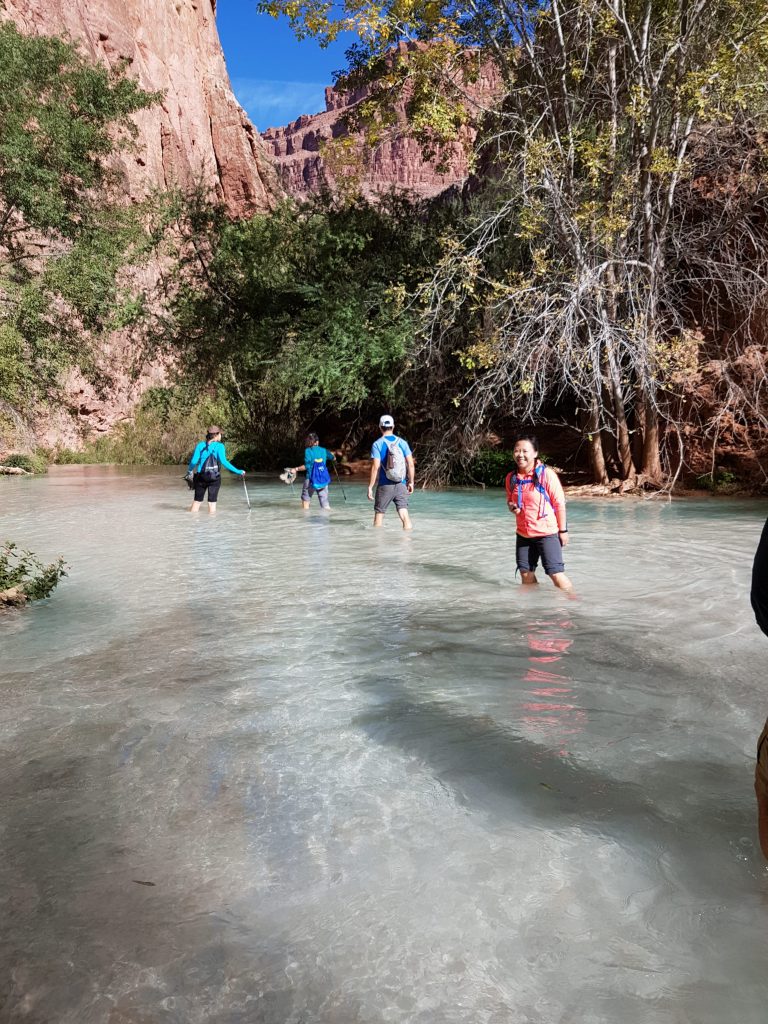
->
[[262, 46, 501, 201], [1, 0, 278, 217], [1, 0, 281, 451]]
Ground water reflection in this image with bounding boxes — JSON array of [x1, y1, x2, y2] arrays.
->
[[520, 616, 586, 757]]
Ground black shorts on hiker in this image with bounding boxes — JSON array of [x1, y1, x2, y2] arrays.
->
[[193, 474, 221, 502], [375, 482, 409, 514], [516, 532, 565, 576]]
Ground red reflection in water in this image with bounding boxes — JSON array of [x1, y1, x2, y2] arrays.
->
[[520, 618, 586, 756]]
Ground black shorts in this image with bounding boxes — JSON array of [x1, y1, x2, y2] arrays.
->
[[193, 474, 221, 502], [516, 532, 564, 576], [374, 482, 409, 514]]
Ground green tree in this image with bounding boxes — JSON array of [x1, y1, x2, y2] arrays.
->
[[0, 20, 160, 421], [154, 191, 450, 460], [260, 0, 768, 485]]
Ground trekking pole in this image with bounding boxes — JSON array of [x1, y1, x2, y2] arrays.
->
[[241, 474, 251, 509], [333, 461, 348, 502]]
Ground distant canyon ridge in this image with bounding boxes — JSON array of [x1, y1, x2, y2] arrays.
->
[[262, 46, 501, 200]]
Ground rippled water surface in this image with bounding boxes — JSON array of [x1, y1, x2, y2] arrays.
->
[[2, 466, 768, 1024]]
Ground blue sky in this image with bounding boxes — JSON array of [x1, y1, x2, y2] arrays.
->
[[217, 0, 354, 131]]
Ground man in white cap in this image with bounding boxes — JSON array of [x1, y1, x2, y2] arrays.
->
[[368, 414, 415, 529]]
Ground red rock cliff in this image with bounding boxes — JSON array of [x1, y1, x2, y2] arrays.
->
[[1, 0, 278, 216], [1, 0, 282, 450], [262, 47, 501, 201]]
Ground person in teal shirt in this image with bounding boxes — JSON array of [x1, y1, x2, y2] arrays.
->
[[187, 426, 245, 514], [289, 433, 336, 509]]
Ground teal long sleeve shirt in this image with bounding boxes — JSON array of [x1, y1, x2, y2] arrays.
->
[[188, 440, 244, 476]]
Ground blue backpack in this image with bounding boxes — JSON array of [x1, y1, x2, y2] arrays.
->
[[506, 463, 552, 518], [198, 444, 220, 483], [309, 455, 331, 489]]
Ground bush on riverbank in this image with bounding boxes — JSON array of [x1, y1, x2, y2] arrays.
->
[[49, 387, 229, 465], [0, 541, 67, 607], [0, 452, 48, 474]]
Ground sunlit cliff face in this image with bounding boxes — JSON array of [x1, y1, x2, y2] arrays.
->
[[513, 440, 536, 474]]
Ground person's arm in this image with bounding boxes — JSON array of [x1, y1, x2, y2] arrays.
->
[[752, 519, 768, 637], [292, 466, 307, 474], [187, 442, 203, 473], [405, 454, 415, 493], [368, 459, 381, 500], [544, 467, 568, 542], [217, 443, 244, 475]]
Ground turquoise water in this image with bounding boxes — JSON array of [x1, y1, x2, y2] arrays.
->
[[2, 465, 768, 1023]]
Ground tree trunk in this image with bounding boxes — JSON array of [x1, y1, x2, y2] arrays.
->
[[605, 347, 636, 479], [584, 402, 609, 484], [641, 397, 664, 484], [632, 392, 645, 467]]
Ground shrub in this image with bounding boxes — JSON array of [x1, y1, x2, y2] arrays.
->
[[0, 541, 67, 602], [695, 469, 740, 494], [1, 451, 48, 474], [49, 388, 230, 465], [468, 448, 516, 487]]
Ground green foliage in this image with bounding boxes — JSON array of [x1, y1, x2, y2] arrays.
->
[[0, 21, 158, 242], [467, 448, 515, 487], [695, 469, 741, 494], [155, 192, 452, 451], [0, 451, 48, 474], [0, 21, 161, 429], [0, 541, 67, 601]]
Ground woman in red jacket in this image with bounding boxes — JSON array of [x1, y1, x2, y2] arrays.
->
[[505, 434, 573, 591]]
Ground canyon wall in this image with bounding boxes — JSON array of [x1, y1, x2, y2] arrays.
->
[[1, 0, 281, 449], [262, 48, 501, 200], [2, 0, 278, 216]]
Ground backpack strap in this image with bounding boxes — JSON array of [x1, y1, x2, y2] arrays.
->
[[507, 464, 551, 514], [196, 442, 211, 472]]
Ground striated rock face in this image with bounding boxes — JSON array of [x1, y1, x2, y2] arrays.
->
[[262, 47, 501, 201], [1, 0, 278, 216], [1, 0, 282, 451]]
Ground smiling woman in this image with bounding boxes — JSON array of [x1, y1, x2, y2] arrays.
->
[[216, 1, 353, 128]]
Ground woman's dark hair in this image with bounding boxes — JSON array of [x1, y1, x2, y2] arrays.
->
[[305, 432, 319, 446], [513, 433, 539, 453]]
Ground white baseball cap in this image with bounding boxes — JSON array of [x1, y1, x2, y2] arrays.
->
[[379, 414, 395, 428]]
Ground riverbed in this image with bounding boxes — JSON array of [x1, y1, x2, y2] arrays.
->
[[2, 465, 767, 1023]]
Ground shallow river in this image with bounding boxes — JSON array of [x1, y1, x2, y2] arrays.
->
[[2, 466, 768, 1024]]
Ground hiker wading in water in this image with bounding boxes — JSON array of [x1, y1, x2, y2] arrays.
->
[[506, 434, 572, 591], [289, 433, 337, 510], [187, 427, 245, 514], [368, 415, 415, 530]]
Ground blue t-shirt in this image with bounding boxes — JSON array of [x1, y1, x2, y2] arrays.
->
[[371, 434, 412, 486], [188, 440, 244, 475], [304, 445, 335, 486]]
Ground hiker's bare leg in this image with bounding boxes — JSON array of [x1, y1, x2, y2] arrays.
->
[[398, 508, 413, 531], [373, 512, 384, 528], [208, 501, 217, 516], [189, 500, 202, 513], [550, 571, 573, 591], [756, 782, 768, 859], [302, 500, 310, 510], [520, 570, 538, 585]]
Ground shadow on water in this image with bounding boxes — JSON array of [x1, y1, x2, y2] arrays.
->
[[0, 609, 378, 1024], [351, 610, 760, 895]]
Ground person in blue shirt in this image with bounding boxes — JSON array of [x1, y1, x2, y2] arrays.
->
[[289, 433, 337, 509], [367, 414, 415, 530], [187, 426, 245, 514]]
